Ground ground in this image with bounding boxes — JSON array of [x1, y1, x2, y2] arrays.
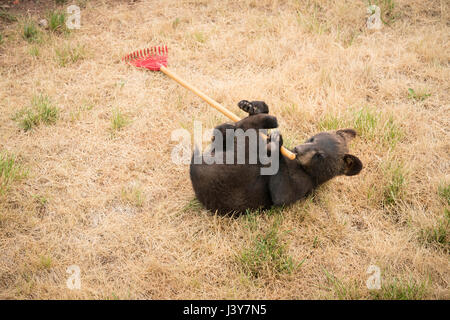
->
[[0, 0, 449, 299]]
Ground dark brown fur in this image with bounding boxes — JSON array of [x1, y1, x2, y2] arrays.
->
[[190, 100, 363, 214]]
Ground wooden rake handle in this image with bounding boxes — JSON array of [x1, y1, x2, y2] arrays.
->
[[159, 65, 296, 160]]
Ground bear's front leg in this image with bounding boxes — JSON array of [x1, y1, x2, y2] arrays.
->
[[235, 114, 278, 131], [238, 100, 269, 115]]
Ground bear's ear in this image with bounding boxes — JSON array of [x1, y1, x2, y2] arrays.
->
[[337, 129, 357, 142], [342, 154, 363, 176]]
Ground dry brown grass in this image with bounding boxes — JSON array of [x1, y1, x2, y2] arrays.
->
[[0, 0, 449, 299]]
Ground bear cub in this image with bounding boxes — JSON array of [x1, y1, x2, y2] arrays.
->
[[190, 100, 363, 214]]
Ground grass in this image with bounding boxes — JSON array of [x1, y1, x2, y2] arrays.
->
[[296, 4, 330, 35], [0, 0, 448, 300], [0, 152, 27, 195], [121, 185, 145, 207], [23, 22, 40, 43], [183, 198, 203, 212], [408, 88, 431, 101], [172, 18, 181, 29], [48, 11, 68, 33], [382, 115, 403, 148], [39, 256, 53, 269], [0, 33, 3, 45], [368, 0, 399, 25], [318, 113, 347, 131], [370, 277, 429, 300], [13, 95, 59, 131], [69, 103, 93, 122], [438, 183, 450, 205], [55, 44, 86, 67], [0, 10, 17, 23], [352, 106, 379, 140], [34, 194, 48, 207], [318, 107, 403, 148], [382, 161, 406, 207], [110, 108, 129, 132], [419, 209, 449, 250], [323, 269, 361, 299], [238, 221, 296, 278], [193, 31, 206, 43], [29, 46, 40, 57]]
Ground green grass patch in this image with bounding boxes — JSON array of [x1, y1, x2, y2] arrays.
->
[[419, 209, 449, 250], [13, 94, 59, 131], [39, 256, 53, 269], [370, 277, 429, 300], [0, 152, 27, 195], [318, 106, 403, 149], [323, 268, 361, 299], [318, 113, 347, 131], [182, 198, 203, 212], [55, 44, 86, 67], [69, 103, 93, 122], [172, 18, 181, 29], [238, 221, 297, 278], [48, 10, 68, 33], [352, 106, 379, 140], [242, 209, 261, 231], [438, 183, 450, 205], [193, 31, 206, 43], [408, 88, 431, 101], [382, 161, 406, 207], [0, 10, 18, 23], [23, 22, 40, 43], [110, 108, 129, 132], [29, 46, 40, 57], [121, 185, 145, 207], [33, 194, 48, 206], [381, 115, 403, 148], [296, 5, 330, 35]]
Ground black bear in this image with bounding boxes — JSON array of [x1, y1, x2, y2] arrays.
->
[[190, 100, 363, 214]]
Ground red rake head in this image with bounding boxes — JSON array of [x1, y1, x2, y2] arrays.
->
[[122, 45, 168, 71]]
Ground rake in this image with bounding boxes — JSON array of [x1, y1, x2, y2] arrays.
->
[[122, 46, 296, 160]]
